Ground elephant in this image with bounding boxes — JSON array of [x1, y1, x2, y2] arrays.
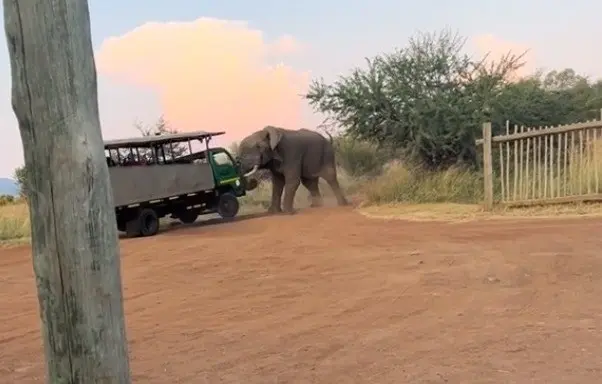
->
[[238, 126, 349, 214]]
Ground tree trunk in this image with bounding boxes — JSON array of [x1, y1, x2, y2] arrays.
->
[[3, 0, 131, 382]]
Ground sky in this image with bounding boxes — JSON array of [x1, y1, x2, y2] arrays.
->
[[0, 0, 600, 178]]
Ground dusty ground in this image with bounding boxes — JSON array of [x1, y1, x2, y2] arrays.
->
[[1, 207, 602, 383]]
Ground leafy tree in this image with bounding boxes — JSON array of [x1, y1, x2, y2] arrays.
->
[[306, 29, 525, 170], [134, 115, 176, 136], [489, 70, 602, 134], [307, 29, 602, 173], [133, 115, 188, 159], [332, 136, 388, 177], [13, 165, 28, 198]]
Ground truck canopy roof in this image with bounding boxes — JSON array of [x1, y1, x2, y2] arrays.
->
[[104, 130, 225, 150]]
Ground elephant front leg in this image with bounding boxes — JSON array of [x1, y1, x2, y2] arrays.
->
[[268, 173, 284, 213], [282, 177, 301, 214]]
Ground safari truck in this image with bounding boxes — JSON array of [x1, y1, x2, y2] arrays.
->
[[104, 131, 255, 237]]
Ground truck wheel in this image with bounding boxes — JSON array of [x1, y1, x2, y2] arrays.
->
[[217, 193, 239, 219], [117, 218, 126, 232], [138, 208, 160, 237], [125, 218, 141, 237], [178, 209, 199, 224]]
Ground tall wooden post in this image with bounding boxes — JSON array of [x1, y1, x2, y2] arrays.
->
[[3, 0, 131, 383], [482, 122, 494, 211]]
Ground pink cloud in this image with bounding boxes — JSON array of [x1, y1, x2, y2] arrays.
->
[[269, 34, 306, 55], [471, 34, 536, 81], [95, 18, 311, 142]]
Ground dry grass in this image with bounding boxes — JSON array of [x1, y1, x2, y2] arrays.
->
[[362, 163, 483, 205], [362, 137, 602, 205], [552, 138, 602, 195], [359, 202, 602, 223], [0, 202, 30, 245], [497, 138, 602, 201], [353, 136, 602, 222]]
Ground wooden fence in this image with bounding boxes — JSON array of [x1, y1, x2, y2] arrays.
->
[[477, 119, 602, 210]]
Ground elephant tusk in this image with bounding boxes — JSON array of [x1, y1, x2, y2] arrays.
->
[[243, 165, 259, 177]]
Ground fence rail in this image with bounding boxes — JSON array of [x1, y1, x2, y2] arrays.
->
[[478, 119, 602, 210]]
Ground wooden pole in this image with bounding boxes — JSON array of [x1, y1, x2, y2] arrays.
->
[[3, 1, 131, 383], [482, 122, 494, 211]]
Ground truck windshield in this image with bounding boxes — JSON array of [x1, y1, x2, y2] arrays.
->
[[212, 152, 234, 166]]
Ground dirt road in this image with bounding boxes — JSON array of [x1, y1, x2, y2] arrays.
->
[[2, 207, 602, 383]]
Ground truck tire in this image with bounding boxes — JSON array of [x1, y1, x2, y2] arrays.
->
[[217, 193, 239, 219], [125, 208, 159, 237], [117, 218, 126, 233], [138, 208, 160, 237], [125, 218, 141, 237]]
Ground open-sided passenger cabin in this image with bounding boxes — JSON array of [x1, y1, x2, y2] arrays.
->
[[105, 137, 209, 167], [103, 131, 230, 208]]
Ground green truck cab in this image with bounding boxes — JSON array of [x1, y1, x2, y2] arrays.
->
[[104, 131, 255, 237]]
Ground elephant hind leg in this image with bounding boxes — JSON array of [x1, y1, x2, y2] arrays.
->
[[321, 167, 349, 206], [302, 177, 322, 207]]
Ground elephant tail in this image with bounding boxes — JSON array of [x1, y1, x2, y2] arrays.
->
[[324, 130, 333, 145]]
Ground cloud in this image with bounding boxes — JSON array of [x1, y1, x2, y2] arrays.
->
[[470, 34, 536, 81], [95, 18, 311, 143], [96, 76, 162, 139], [269, 34, 306, 56]]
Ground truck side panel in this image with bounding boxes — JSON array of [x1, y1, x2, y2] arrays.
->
[[109, 163, 216, 207]]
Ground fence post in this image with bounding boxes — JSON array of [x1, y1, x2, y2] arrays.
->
[[482, 122, 494, 211]]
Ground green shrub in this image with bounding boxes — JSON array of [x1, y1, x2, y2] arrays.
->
[[333, 136, 388, 177], [363, 163, 483, 204], [0, 194, 15, 206]]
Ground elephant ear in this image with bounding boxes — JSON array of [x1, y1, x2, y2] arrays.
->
[[263, 126, 283, 150]]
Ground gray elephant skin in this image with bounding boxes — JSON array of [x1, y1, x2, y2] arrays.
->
[[238, 126, 349, 214]]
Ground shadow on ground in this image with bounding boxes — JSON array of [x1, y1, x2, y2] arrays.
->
[[163, 211, 271, 233], [117, 212, 271, 239]]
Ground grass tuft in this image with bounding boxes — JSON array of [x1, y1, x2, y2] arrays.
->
[[362, 163, 483, 205], [0, 202, 30, 244]]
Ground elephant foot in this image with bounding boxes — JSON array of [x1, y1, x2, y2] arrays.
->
[[267, 205, 283, 214], [337, 198, 350, 207], [309, 200, 323, 208], [282, 206, 297, 215]]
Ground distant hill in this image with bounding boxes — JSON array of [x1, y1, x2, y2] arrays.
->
[[0, 178, 18, 196]]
